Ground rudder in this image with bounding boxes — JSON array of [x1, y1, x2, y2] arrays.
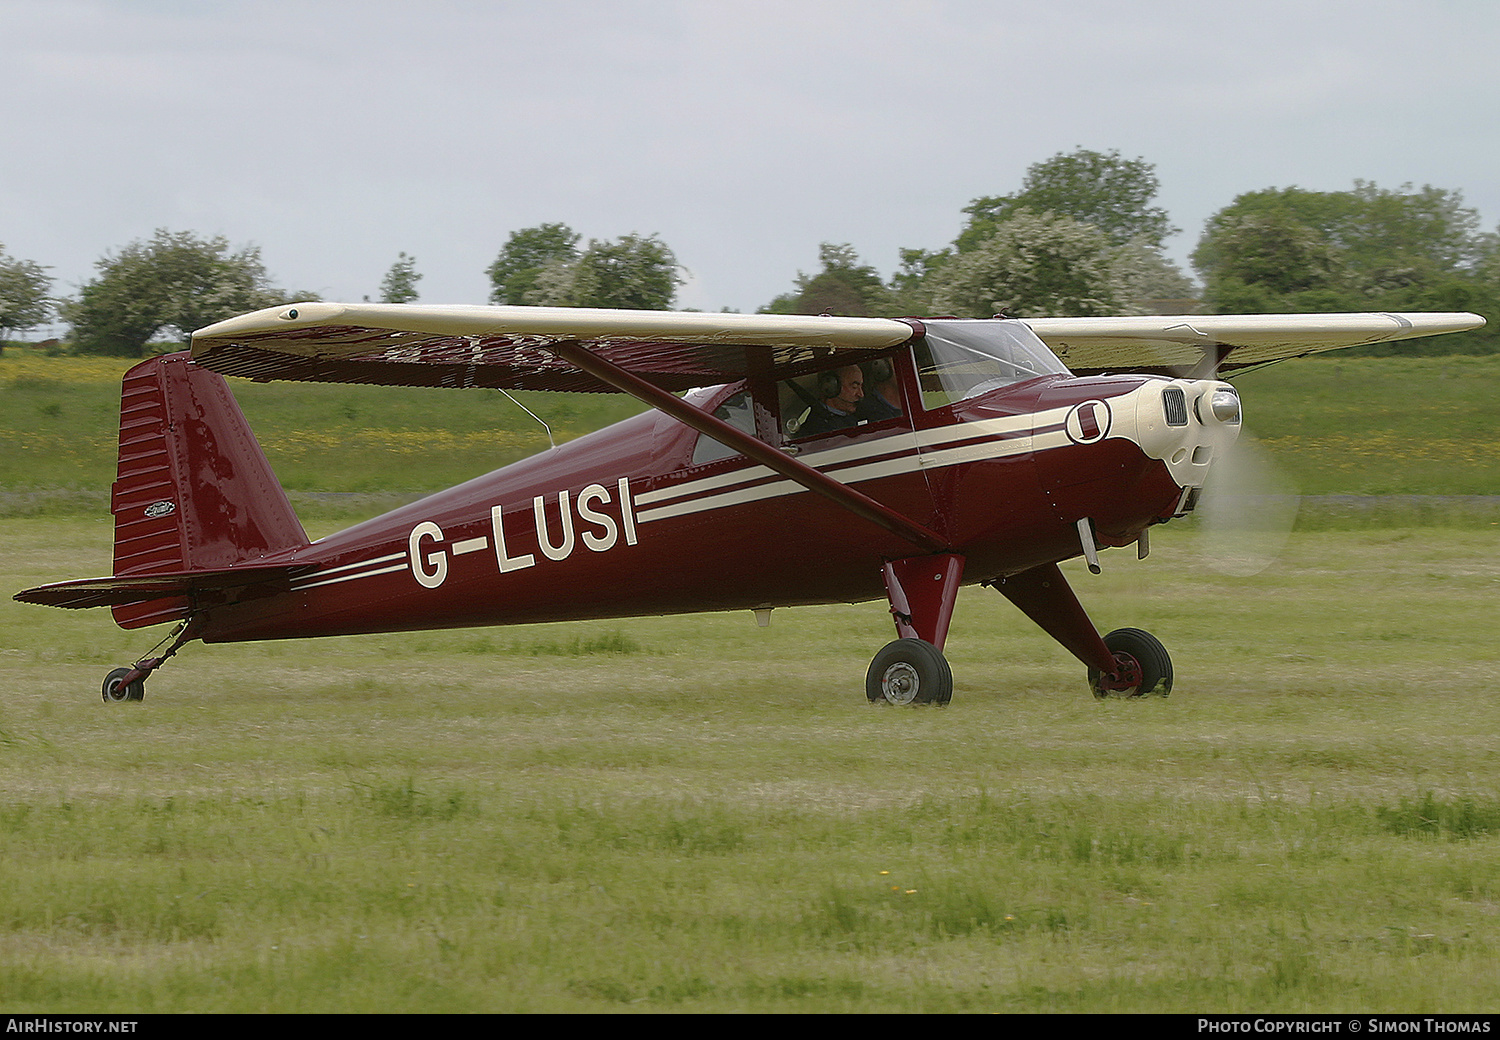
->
[[110, 351, 308, 628]]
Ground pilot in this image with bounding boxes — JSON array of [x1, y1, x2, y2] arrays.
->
[[855, 357, 903, 422], [798, 365, 865, 436]]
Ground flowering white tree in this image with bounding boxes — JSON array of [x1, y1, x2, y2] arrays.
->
[[930, 211, 1123, 317], [525, 232, 682, 310]]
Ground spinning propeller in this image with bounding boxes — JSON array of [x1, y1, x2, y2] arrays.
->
[[1141, 335, 1301, 578], [1194, 425, 1300, 576]]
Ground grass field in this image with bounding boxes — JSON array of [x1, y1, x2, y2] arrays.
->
[[1, 352, 1497, 1012], [0, 354, 648, 502], [2, 520, 1498, 1012], [1233, 355, 1499, 496], [3, 352, 1498, 504]]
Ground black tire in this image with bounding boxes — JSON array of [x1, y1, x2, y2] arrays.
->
[[866, 638, 953, 706], [1087, 628, 1172, 700], [101, 667, 145, 703]]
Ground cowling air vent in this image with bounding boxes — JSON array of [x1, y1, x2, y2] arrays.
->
[[1162, 386, 1188, 426]]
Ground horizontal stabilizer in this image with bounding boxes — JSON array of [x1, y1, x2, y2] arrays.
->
[[14, 564, 313, 610]]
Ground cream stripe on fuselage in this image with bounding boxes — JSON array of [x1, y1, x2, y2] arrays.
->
[[633, 403, 1081, 525]]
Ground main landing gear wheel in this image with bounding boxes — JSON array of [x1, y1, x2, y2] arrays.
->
[[101, 667, 145, 703], [867, 638, 953, 706], [1088, 628, 1173, 700]]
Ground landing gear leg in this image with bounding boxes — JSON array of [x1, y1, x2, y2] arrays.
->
[[100, 617, 201, 704], [868, 554, 964, 706], [984, 563, 1170, 700]]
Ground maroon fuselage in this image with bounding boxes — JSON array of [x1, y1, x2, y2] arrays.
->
[[195, 352, 1184, 645]]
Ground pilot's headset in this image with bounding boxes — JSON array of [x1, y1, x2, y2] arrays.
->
[[816, 368, 843, 400], [863, 357, 894, 387]]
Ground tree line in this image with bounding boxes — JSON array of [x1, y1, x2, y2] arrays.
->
[[3, 149, 1496, 356]]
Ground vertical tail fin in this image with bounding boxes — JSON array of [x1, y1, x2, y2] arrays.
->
[[110, 351, 308, 628]]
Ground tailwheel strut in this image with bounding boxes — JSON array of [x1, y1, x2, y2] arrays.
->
[[101, 617, 202, 704]]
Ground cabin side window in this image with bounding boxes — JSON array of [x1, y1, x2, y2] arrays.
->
[[778, 356, 905, 440]]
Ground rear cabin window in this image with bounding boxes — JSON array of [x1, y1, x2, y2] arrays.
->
[[690, 391, 755, 466]]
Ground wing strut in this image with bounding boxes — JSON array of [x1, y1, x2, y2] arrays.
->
[[544, 340, 949, 554]]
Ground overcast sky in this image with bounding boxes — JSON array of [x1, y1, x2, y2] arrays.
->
[[4, 0, 1498, 324]]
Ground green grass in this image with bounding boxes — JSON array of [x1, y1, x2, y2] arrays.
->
[[3, 353, 1496, 507], [2, 520, 1498, 1012], [1232, 355, 1498, 496], [2, 351, 1497, 1010], [0, 353, 647, 499]]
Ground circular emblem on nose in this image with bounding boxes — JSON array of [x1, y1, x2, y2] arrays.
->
[[1064, 400, 1111, 444]]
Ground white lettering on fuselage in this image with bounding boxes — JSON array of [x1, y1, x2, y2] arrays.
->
[[535, 489, 575, 561], [409, 521, 447, 588], [413, 477, 638, 589]]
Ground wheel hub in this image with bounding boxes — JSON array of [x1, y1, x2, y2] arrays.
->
[[1096, 652, 1144, 696], [880, 662, 921, 705]]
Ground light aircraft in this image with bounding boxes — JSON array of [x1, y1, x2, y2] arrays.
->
[[14, 304, 1484, 705]]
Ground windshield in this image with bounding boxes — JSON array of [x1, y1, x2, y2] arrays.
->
[[914, 319, 1069, 409]]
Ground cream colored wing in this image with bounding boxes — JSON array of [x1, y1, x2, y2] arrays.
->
[[191, 302, 917, 392], [1025, 312, 1485, 375]]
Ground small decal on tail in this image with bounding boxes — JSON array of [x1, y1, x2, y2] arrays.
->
[[144, 500, 176, 519]]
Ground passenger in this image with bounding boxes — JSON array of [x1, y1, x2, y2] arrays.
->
[[798, 365, 865, 436], [855, 357, 903, 422]]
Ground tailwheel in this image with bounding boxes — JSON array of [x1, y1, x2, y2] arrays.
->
[[867, 638, 953, 706], [1088, 628, 1172, 700], [97, 617, 201, 705], [101, 667, 145, 703]]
